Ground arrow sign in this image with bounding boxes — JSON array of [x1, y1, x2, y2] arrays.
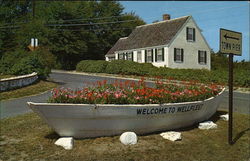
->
[[224, 34, 239, 41], [220, 28, 242, 55]]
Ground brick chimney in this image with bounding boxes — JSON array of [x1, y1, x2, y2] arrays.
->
[[163, 14, 171, 21]]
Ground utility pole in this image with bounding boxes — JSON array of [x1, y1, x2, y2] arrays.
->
[[219, 28, 242, 145]]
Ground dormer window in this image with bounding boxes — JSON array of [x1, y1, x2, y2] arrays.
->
[[186, 27, 195, 42]]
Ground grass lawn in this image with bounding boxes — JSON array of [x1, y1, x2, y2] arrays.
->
[[0, 80, 58, 101], [0, 111, 249, 161]]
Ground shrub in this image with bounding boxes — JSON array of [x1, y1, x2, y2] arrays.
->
[[76, 60, 250, 87], [10, 54, 50, 79], [76, 60, 108, 73], [0, 49, 27, 74], [0, 48, 55, 79]]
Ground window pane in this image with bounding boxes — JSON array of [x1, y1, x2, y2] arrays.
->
[[157, 48, 162, 61], [118, 53, 123, 60], [187, 28, 194, 41], [137, 51, 142, 62], [199, 51, 206, 64], [147, 49, 152, 62], [175, 48, 183, 62], [127, 52, 133, 61]]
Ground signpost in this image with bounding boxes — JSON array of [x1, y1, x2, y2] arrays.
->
[[219, 28, 242, 145]]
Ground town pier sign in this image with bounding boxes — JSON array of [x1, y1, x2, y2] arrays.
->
[[220, 28, 242, 55]]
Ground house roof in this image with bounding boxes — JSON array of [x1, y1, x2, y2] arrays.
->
[[106, 16, 190, 56]]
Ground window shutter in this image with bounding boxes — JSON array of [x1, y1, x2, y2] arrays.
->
[[205, 51, 207, 64], [181, 49, 184, 62], [186, 27, 189, 40], [193, 28, 196, 41], [131, 52, 134, 61], [174, 48, 177, 62], [198, 51, 201, 63], [162, 48, 164, 61], [145, 50, 147, 62], [155, 49, 157, 62], [151, 49, 154, 62]]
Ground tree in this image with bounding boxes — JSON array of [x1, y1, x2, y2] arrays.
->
[[0, 1, 146, 70]]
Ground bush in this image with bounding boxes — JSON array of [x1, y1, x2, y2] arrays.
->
[[10, 54, 50, 79], [0, 49, 27, 74], [0, 48, 55, 79], [76, 60, 108, 73], [76, 60, 250, 87], [104, 60, 154, 75]]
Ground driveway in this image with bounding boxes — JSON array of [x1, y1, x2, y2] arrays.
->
[[1, 71, 249, 119]]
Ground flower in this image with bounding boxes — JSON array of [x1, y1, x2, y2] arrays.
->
[[48, 77, 223, 104]]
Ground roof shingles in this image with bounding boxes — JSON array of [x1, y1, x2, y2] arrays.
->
[[106, 16, 190, 56]]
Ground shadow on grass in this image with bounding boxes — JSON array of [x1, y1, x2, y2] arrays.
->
[[139, 111, 228, 137], [45, 132, 60, 140], [176, 110, 228, 132], [233, 128, 250, 144]]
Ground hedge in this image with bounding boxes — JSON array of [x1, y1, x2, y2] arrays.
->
[[76, 60, 250, 87]]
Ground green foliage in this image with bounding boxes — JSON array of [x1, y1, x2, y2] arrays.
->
[[104, 60, 154, 75], [0, 48, 55, 79], [76, 60, 108, 73], [0, 1, 146, 70], [211, 52, 228, 70], [10, 54, 49, 79], [76, 60, 250, 87], [0, 49, 28, 74]]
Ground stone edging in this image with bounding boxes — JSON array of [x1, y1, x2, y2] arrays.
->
[[0, 72, 38, 92]]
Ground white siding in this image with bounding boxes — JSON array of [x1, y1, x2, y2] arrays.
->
[[168, 18, 211, 70], [141, 50, 145, 63], [133, 51, 137, 62], [105, 56, 109, 61]]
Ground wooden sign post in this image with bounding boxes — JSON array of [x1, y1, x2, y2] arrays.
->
[[220, 28, 242, 145]]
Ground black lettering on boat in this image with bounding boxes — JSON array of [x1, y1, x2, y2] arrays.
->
[[137, 109, 143, 114]]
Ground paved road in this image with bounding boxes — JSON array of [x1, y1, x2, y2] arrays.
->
[[1, 71, 249, 119]]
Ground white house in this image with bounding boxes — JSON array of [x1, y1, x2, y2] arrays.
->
[[105, 14, 211, 70]]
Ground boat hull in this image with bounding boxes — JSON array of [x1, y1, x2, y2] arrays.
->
[[27, 89, 225, 138]]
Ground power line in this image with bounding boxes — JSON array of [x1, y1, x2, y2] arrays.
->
[[47, 14, 133, 23], [46, 19, 138, 27], [0, 19, 139, 29], [0, 14, 136, 27], [50, 27, 134, 31]]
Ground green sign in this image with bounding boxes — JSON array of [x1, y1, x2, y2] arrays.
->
[[220, 28, 242, 55]]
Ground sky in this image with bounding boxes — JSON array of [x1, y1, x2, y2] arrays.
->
[[120, 1, 250, 62]]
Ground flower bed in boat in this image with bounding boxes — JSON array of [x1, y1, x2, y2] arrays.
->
[[48, 78, 223, 104]]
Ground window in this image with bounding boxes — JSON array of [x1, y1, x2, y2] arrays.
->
[[186, 27, 195, 41], [127, 52, 133, 61], [198, 50, 207, 64], [108, 56, 115, 61], [145, 49, 153, 63], [137, 50, 142, 62], [155, 48, 164, 62], [174, 48, 184, 62], [118, 53, 124, 60]]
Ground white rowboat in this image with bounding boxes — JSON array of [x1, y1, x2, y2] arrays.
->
[[27, 88, 225, 138]]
